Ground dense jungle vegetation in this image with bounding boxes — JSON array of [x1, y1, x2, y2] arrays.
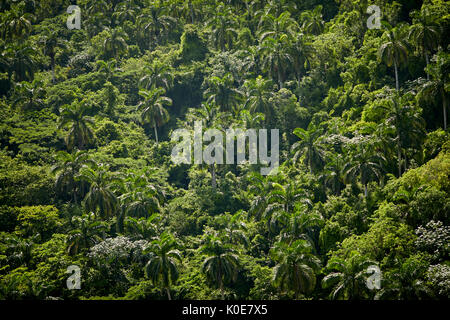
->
[[0, 0, 449, 300]]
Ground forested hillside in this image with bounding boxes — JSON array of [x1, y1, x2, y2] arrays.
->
[[0, 0, 449, 300]]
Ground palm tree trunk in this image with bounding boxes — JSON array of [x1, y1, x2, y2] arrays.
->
[[425, 52, 429, 81], [394, 61, 399, 91], [166, 287, 171, 300], [211, 164, 216, 189], [397, 139, 402, 177], [154, 125, 159, 144], [443, 92, 447, 130]]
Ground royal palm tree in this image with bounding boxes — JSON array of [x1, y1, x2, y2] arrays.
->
[[344, 141, 384, 197], [408, 8, 441, 80], [12, 80, 45, 111], [322, 253, 377, 300], [4, 43, 36, 82], [139, 59, 173, 91], [207, 4, 238, 51], [300, 5, 324, 35], [418, 52, 449, 130], [204, 73, 242, 112], [243, 75, 274, 116], [67, 213, 107, 255], [0, 7, 33, 40], [138, 6, 176, 49], [96, 59, 122, 82], [144, 232, 182, 300], [79, 165, 119, 220], [58, 102, 95, 151], [200, 234, 239, 300], [137, 87, 172, 144], [124, 215, 159, 240], [52, 150, 93, 203], [40, 29, 66, 82], [292, 125, 325, 174], [258, 35, 292, 89], [271, 239, 321, 299], [378, 25, 410, 91], [103, 27, 128, 60]]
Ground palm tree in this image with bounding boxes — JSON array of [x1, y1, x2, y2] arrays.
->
[[67, 213, 107, 255], [116, 170, 164, 218], [408, 8, 441, 80], [96, 59, 121, 82], [138, 6, 176, 49], [79, 165, 119, 220], [418, 51, 449, 130], [300, 5, 324, 35], [139, 59, 173, 91], [292, 125, 325, 174], [137, 87, 172, 144], [207, 4, 238, 51], [12, 80, 45, 111], [243, 75, 273, 116], [144, 232, 182, 300], [271, 240, 321, 299], [258, 35, 292, 89], [58, 102, 95, 151], [39, 29, 66, 82], [279, 209, 323, 250], [381, 93, 425, 177], [124, 215, 159, 240], [344, 141, 384, 197], [3, 43, 36, 82], [248, 172, 274, 219], [321, 153, 345, 196], [322, 253, 377, 300], [51, 150, 93, 203], [103, 27, 128, 60], [204, 73, 242, 112], [200, 234, 239, 299], [378, 25, 410, 91], [0, 7, 33, 40], [290, 33, 314, 95]]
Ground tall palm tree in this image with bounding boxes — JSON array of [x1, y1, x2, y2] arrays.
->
[[51, 150, 93, 203], [418, 51, 449, 130], [144, 232, 182, 300], [103, 27, 128, 60], [0, 7, 33, 40], [138, 6, 176, 50], [300, 5, 324, 35], [381, 93, 425, 177], [408, 8, 441, 80], [292, 125, 325, 174], [243, 75, 273, 116], [258, 34, 292, 89], [139, 59, 173, 91], [12, 79, 45, 111], [271, 239, 321, 299], [3, 43, 36, 82], [79, 165, 119, 220], [200, 234, 239, 300], [67, 213, 107, 255], [124, 215, 159, 240], [204, 73, 242, 112], [58, 102, 95, 151], [344, 141, 384, 197], [40, 29, 66, 82], [322, 253, 377, 300], [96, 59, 121, 82], [378, 25, 410, 91], [137, 87, 172, 144], [207, 4, 238, 51]]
